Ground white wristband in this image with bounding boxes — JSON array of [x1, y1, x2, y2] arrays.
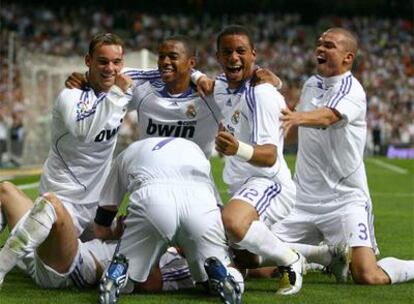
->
[[109, 85, 125, 97], [236, 141, 254, 161], [190, 70, 205, 84]]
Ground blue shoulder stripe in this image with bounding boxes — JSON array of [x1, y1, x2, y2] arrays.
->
[[245, 85, 258, 143], [326, 75, 352, 108]]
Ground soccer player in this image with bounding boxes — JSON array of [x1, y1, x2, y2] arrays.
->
[[276, 27, 414, 285], [94, 137, 244, 304], [213, 25, 304, 295], [128, 35, 220, 157], [0, 33, 133, 241]]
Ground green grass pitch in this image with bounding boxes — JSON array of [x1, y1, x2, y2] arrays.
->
[[1, 156, 413, 303]]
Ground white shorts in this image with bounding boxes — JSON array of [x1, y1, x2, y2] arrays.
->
[[23, 239, 116, 289], [119, 182, 231, 283], [60, 201, 98, 241], [272, 199, 379, 254], [231, 177, 295, 226]]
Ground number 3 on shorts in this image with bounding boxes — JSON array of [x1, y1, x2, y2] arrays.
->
[[358, 223, 368, 240]]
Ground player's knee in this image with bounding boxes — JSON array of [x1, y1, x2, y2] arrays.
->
[[222, 210, 252, 242], [40, 193, 64, 219], [0, 181, 17, 198]]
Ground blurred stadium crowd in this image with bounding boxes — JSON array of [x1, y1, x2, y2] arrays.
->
[[0, 3, 413, 165]]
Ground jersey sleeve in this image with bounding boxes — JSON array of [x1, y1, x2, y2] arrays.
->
[[56, 87, 130, 143], [122, 67, 160, 88], [248, 83, 281, 146], [324, 77, 365, 126], [98, 152, 128, 208]]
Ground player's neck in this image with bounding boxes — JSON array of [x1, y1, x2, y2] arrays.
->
[[165, 79, 191, 95]]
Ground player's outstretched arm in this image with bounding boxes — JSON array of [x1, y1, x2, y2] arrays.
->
[[281, 107, 341, 134]]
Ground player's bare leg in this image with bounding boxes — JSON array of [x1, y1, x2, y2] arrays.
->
[[351, 247, 414, 285], [0, 193, 57, 286], [36, 193, 79, 274], [0, 181, 33, 230]]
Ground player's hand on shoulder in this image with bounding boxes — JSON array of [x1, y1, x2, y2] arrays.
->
[[65, 72, 87, 89], [196, 75, 215, 98], [215, 130, 238, 156], [115, 74, 133, 93], [252, 68, 283, 89], [280, 107, 299, 136]]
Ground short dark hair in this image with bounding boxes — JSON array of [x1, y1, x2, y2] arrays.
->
[[162, 35, 197, 58], [216, 25, 254, 50], [88, 33, 124, 56]]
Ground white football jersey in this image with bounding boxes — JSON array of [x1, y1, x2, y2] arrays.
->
[[39, 69, 160, 205], [129, 80, 219, 157], [295, 71, 370, 203], [214, 75, 294, 193], [99, 137, 212, 207]]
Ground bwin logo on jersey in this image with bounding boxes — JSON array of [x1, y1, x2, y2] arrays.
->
[[186, 104, 197, 119], [231, 110, 241, 124], [146, 118, 195, 138], [94, 126, 120, 142]]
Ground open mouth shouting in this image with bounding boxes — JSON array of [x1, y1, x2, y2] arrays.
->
[[316, 55, 327, 65], [226, 64, 243, 77]]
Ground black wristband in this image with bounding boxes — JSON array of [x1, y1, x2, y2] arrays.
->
[[94, 207, 117, 227]]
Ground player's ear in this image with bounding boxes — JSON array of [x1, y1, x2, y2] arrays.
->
[[343, 51, 354, 65], [189, 56, 196, 68], [85, 54, 91, 68]]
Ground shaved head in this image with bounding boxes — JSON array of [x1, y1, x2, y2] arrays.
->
[[325, 28, 358, 55]]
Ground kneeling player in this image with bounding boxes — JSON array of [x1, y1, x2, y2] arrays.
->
[[94, 137, 244, 304]]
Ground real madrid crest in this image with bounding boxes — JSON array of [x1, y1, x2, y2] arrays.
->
[[231, 110, 240, 124], [186, 104, 197, 119]]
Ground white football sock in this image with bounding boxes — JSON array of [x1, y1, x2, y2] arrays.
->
[[377, 257, 414, 284], [0, 197, 56, 276], [236, 220, 298, 266], [288, 243, 331, 266]]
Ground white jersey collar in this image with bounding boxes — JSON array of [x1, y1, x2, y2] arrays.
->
[[323, 71, 352, 88]]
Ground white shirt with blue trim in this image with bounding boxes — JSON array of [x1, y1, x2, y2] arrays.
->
[[39, 68, 160, 205], [295, 71, 370, 204], [214, 76, 294, 193]]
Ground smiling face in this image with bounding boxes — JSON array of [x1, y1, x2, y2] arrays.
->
[[315, 29, 356, 78], [216, 34, 256, 89], [85, 43, 124, 93], [158, 40, 195, 94]]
